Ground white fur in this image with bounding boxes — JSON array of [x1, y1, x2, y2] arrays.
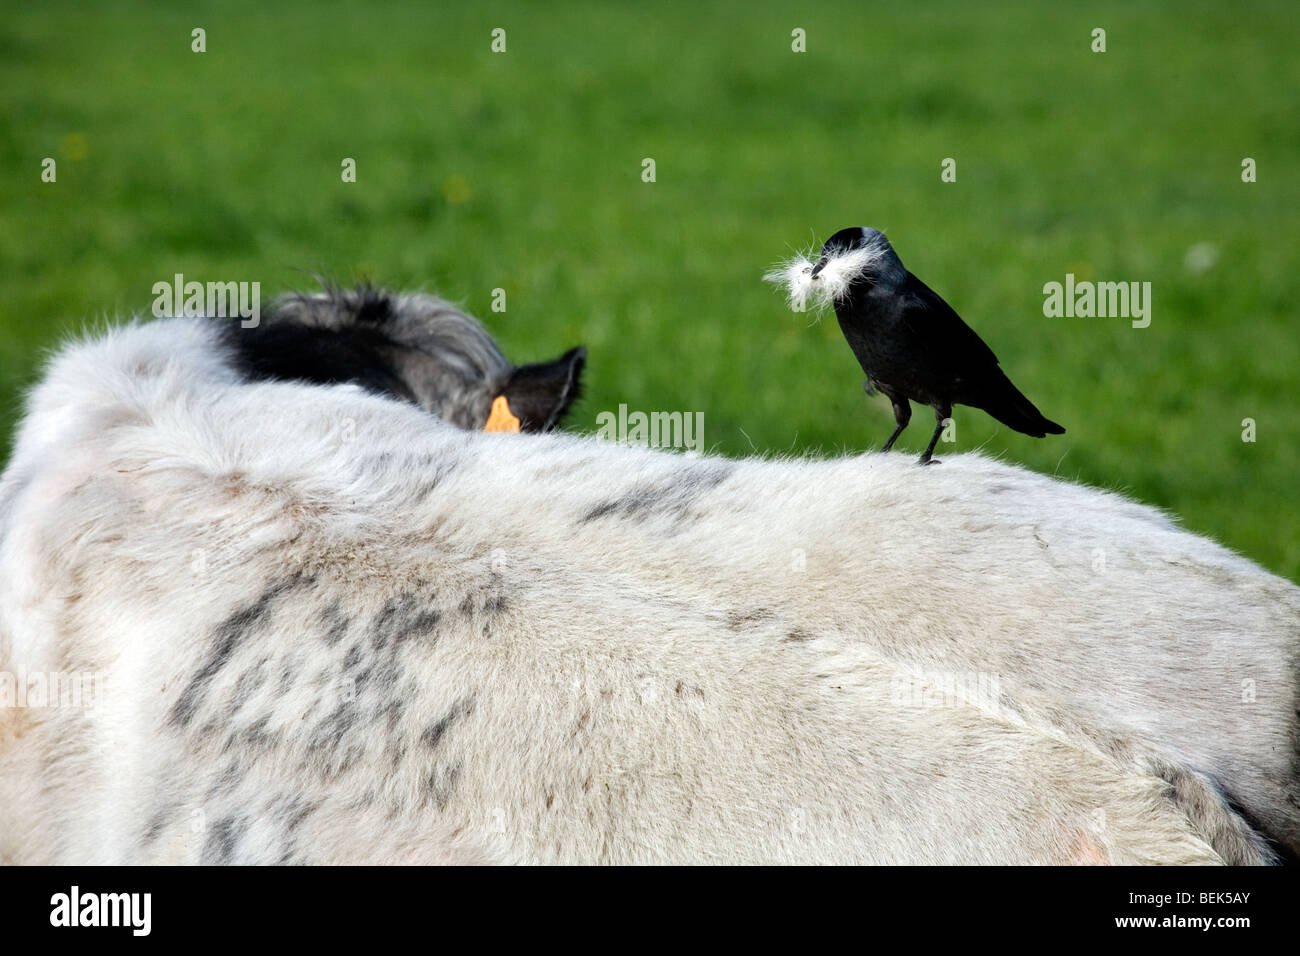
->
[[764, 239, 889, 312], [1, 316, 1297, 865], [763, 254, 821, 312]]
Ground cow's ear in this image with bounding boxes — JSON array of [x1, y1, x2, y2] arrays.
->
[[501, 346, 586, 432]]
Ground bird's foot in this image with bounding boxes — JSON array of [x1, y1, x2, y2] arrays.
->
[[919, 456, 941, 466]]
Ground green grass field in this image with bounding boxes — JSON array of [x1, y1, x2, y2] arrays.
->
[[2, 1, 1297, 579]]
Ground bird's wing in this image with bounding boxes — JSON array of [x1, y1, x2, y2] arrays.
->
[[897, 272, 1001, 375]]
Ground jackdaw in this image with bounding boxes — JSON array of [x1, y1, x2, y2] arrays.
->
[[769, 227, 1064, 464]]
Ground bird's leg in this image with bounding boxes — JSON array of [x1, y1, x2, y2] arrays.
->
[[879, 390, 911, 453], [918, 403, 951, 465]]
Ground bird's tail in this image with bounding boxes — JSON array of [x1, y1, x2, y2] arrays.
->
[[976, 369, 1066, 438]]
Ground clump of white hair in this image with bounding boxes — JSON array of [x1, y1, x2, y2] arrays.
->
[[763, 234, 890, 313]]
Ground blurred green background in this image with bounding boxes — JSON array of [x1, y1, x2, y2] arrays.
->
[[2, 1, 1297, 579]]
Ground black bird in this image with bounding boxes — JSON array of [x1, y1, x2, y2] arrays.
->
[[808, 226, 1065, 464]]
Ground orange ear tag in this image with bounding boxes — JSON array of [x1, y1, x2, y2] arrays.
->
[[484, 395, 521, 433]]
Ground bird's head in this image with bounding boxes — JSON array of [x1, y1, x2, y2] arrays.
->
[[765, 226, 903, 313], [811, 227, 901, 284]]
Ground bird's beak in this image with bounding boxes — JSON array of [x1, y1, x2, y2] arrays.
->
[[809, 256, 828, 279]]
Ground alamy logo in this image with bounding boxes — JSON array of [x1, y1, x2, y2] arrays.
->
[[890, 670, 1002, 713], [1042, 274, 1151, 328], [50, 886, 151, 936], [152, 273, 260, 327], [595, 403, 704, 453], [0, 671, 104, 710]]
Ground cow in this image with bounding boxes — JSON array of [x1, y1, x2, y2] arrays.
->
[[1, 287, 1295, 864]]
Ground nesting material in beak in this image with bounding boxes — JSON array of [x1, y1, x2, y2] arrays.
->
[[763, 255, 820, 312], [764, 240, 888, 313]]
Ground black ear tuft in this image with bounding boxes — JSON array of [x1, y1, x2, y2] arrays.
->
[[350, 284, 395, 324], [219, 320, 415, 403], [502, 346, 586, 432]]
